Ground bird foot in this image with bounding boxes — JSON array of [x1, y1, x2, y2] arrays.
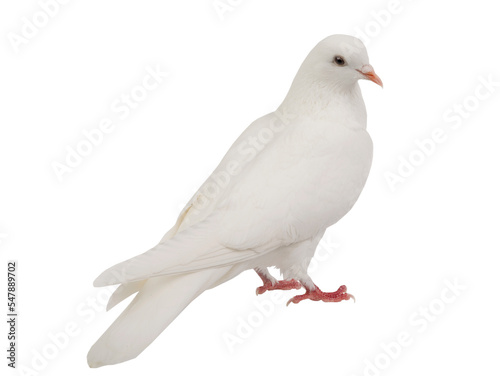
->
[[256, 279, 302, 295], [286, 284, 355, 306]]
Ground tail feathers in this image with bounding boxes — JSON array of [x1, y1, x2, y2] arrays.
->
[[87, 267, 231, 368], [106, 281, 145, 311]]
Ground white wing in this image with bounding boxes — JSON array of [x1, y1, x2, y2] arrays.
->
[[94, 114, 372, 287]]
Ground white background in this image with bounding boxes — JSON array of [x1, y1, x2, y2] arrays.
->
[[1, 1, 499, 375]]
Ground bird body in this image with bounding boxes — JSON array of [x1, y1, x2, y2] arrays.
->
[[88, 34, 382, 368]]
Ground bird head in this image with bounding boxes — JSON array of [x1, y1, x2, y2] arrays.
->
[[298, 34, 383, 90]]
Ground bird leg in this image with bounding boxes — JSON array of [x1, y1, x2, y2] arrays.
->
[[254, 268, 302, 295], [286, 284, 354, 306]]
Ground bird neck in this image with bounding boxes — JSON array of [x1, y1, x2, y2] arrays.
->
[[277, 78, 367, 130]]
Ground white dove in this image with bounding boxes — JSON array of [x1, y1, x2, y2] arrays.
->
[[88, 34, 382, 368]]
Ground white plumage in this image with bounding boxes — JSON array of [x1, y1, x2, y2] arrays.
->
[[88, 34, 382, 367]]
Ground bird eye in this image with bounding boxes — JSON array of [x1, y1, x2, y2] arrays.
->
[[333, 55, 346, 66]]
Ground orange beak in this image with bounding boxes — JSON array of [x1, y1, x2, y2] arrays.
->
[[357, 64, 383, 88]]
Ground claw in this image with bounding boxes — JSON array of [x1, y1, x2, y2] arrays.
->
[[347, 293, 356, 303]]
